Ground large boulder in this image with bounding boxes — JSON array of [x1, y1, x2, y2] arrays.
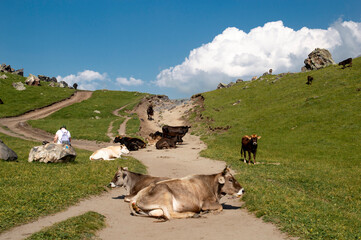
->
[[12, 82, 26, 91], [0, 139, 18, 161], [14, 68, 24, 76], [25, 74, 41, 86], [301, 48, 336, 72], [28, 143, 77, 163]]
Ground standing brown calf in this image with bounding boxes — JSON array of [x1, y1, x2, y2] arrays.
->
[[241, 134, 261, 164], [306, 75, 313, 85]]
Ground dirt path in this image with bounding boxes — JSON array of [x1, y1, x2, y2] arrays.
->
[[0, 95, 290, 240]]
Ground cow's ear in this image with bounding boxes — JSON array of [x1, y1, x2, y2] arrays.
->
[[257, 136, 261, 139], [218, 176, 225, 184]]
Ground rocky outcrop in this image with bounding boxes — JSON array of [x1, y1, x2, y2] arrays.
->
[[0, 74, 8, 79], [28, 143, 77, 163], [0, 139, 18, 161], [12, 82, 26, 91], [0, 63, 24, 76], [38, 75, 57, 83], [301, 48, 335, 72], [217, 83, 227, 89], [25, 74, 41, 86]]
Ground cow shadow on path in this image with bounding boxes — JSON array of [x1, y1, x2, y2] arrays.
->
[[112, 195, 125, 200], [222, 203, 242, 210]]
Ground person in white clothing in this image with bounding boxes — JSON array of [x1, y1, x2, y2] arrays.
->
[[54, 125, 71, 145]]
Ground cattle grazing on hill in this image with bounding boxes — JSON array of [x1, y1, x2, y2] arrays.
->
[[241, 134, 261, 164], [338, 58, 352, 69], [156, 136, 178, 149], [89, 145, 129, 160], [306, 75, 313, 85], [162, 125, 191, 144], [113, 136, 146, 151], [147, 105, 154, 120], [129, 166, 244, 220], [110, 167, 170, 202]]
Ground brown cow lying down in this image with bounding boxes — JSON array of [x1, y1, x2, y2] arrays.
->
[[110, 167, 169, 202], [129, 167, 244, 220], [156, 136, 178, 149]]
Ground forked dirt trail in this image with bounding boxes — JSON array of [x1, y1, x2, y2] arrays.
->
[[0, 94, 290, 240]]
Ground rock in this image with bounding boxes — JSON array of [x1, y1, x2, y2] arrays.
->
[[12, 82, 26, 91], [59, 81, 68, 88], [50, 77, 57, 83], [227, 82, 235, 88], [14, 69, 24, 76], [236, 79, 243, 83], [38, 75, 50, 81], [25, 74, 41, 86], [0, 74, 7, 79], [251, 76, 257, 81], [0, 64, 12, 73], [217, 83, 227, 89], [28, 143, 77, 163], [302, 48, 335, 72], [0, 139, 18, 161], [94, 110, 101, 114]]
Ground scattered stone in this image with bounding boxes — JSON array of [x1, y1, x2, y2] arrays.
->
[[301, 48, 335, 72], [14, 68, 24, 76], [0, 139, 18, 161], [217, 83, 227, 89], [58, 81, 68, 88], [94, 110, 101, 114], [232, 100, 241, 106], [227, 82, 235, 88], [28, 143, 76, 163], [0, 74, 7, 79], [12, 82, 26, 91], [251, 76, 257, 81], [236, 79, 243, 83], [25, 74, 41, 86]]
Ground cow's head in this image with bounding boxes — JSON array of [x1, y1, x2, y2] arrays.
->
[[217, 166, 244, 197], [248, 134, 261, 146], [120, 144, 130, 154], [110, 167, 129, 188]]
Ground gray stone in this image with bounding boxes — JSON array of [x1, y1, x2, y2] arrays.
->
[[0, 74, 8, 79], [12, 82, 26, 91], [236, 79, 243, 83], [227, 82, 235, 88], [38, 75, 50, 81], [25, 74, 40, 86], [28, 143, 77, 163], [217, 83, 227, 89], [59, 81, 68, 88], [14, 69, 24, 76], [0, 139, 18, 161], [302, 48, 336, 72]]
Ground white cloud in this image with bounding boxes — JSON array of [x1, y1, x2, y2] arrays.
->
[[155, 20, 361, 96], [57, 70, 108, 90], [116, 76, 144, 86]]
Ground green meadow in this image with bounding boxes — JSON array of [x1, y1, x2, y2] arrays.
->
[[189, 58, 361, 239], [28, 90, 147, 142], [0, 73, 75, 118]]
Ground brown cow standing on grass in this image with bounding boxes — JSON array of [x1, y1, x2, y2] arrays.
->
[[109, 167, 169, 202], [129, 166, 244, 220], [338, 58, 352, 69], [241, 134, 261, 164]]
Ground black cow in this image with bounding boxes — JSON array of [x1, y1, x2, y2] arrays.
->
[[338, 58, 352, 69], [306, 76, 313, 85], [73, 83, 78, 90], [0, 98, 3, 104], [162, 125, 191, 144], [156, 136, 178, 149], [147, 105, 154, 120], [114, 136, 146, 151], [241, 134, 261, 164]]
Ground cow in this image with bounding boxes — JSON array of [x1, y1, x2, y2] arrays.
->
[[89, 145, 129, 161], [338, 58, 352, 69], [73, 83, 78, 90], [109, 167, 169, 202], [0, 98, 3, 104], [147, 105, 154, 120], [113, 136, 146, 151], [162, 125, 191, 144], [129, 166, 244, 220], [241, 134, 261, 164], [146, 131, 163, 146], [156, 136, 178, 149], [306, 75, 313, 85], [269, 69, 273, 74]]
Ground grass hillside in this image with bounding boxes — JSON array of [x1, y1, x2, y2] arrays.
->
[[29, 90, 147, 142], [0, 73, 75, 118], [0, 132, 146, 233], [189, 58, 361, 239]]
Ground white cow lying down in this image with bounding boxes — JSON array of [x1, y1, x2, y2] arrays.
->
[[89, 145, 129, 161]]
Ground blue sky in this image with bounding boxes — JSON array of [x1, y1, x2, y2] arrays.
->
[[2, 0, 361, 98]]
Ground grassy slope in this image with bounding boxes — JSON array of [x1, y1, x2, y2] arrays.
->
[[190, 58, 361, 239], [26, 211, 105, 240], [28, 90, 147, 142], [0, 73, 75, 118], [0, 132, 146, 233]]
